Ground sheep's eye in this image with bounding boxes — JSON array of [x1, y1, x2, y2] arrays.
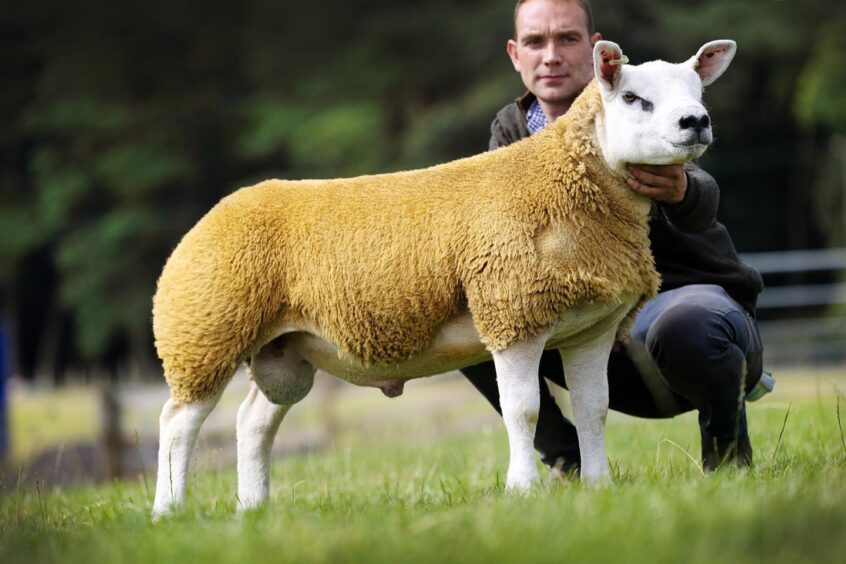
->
[[622, 91, 638, 104]]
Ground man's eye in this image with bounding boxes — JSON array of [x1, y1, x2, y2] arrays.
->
[[622, 92, 638, 104]]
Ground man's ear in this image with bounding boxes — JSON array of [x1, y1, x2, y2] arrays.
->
[[589, 32, 603, 47], [507, 39, 521, 72], [686, 40, 736, 87], [593, 40, 627, 93]]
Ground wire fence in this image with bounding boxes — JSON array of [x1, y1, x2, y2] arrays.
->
[[741, 248, 846, 367]]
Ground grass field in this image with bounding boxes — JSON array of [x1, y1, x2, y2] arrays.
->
[[2, 369, 845, 563]]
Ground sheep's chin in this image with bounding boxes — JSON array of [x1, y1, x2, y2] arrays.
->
[[662, 139, 709, 162]]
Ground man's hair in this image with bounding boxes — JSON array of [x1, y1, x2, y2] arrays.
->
[[513, 0, 595, 37]]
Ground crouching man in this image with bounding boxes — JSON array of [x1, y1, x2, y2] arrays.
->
[[462, 0, 770, 473]]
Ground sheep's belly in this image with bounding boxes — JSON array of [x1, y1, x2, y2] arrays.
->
[[276, 299, 635, 388]]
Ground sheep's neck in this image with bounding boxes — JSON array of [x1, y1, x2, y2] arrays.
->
[[537, 88, 653, 225], [594, 112, 652, 220], [593, 111, 627, 178]]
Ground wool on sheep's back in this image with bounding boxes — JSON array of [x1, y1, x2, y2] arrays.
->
[[152, 81, 659, 403]]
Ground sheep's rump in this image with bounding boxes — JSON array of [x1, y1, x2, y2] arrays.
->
[[153, 163, 485, 401]]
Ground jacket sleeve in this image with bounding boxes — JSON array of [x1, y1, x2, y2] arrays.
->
[[661, 162, 720, 233], [488, 116, 510, 151], [489, 100, 532, 150]]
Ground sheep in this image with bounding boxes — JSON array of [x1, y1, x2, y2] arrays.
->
[[151, 39, 737, 518]]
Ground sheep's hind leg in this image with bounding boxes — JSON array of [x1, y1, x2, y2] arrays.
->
[[152, 391, 223, 520], [492, 333, 548, 493], [237, 340, 315, 511], [559, 324, 617, 485]]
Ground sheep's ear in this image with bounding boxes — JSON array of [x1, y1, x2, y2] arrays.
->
[[594, 40, 627, 93], [687, 40, 736, 87]]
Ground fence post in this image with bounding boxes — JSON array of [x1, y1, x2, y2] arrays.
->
[[101, 376, 124, 481]]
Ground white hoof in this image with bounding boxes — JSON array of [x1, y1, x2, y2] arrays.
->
[[151, 505, 174, 523], [236, 497, 266, 514], [580, 469, 613, 487], [505, 467, 540, 494]]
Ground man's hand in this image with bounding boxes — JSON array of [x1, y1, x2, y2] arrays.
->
[[626, 164, 687, 205]]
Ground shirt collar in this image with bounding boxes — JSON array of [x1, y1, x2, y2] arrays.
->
[[526, 98, 549, 135]]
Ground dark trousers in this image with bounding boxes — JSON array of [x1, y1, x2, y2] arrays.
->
[[461, 284, 763, 469]]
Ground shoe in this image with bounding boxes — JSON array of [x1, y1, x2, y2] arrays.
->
[[700, 404, 754, 472], [702, 432, 753, 472], [549, 456, 581, 481]]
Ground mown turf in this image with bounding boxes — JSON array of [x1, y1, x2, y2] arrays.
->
[[2, 385, 845, 564]]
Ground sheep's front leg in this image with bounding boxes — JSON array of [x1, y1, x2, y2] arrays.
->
[[559, 325, 617, 485], [492, 333, 548, 493]]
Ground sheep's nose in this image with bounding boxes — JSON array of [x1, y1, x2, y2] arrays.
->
[[679, 114, 710, 131]]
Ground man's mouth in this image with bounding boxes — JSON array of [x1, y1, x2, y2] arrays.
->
[[539, 75, 567, 81]]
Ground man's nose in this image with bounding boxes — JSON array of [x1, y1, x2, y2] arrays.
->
[[543, 42, 562, 65]]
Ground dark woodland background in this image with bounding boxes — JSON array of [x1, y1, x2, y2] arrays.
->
[[1, 0, 844, 381]]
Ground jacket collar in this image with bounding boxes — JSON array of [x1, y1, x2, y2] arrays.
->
[[515, 91, 537, 116]]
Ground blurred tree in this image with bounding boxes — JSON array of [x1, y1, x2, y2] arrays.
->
[[794, 16, 846, 247]]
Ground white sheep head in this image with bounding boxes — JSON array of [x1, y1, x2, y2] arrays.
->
[[592, 40, 736, 173]]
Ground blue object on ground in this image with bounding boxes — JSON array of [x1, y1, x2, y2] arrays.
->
[[746, 371, 776, 402], [0, 316, 8, 460]]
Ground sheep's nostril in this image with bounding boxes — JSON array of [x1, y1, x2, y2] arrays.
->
[[680, 114, 710, 131], [679, 115, 699, 130]]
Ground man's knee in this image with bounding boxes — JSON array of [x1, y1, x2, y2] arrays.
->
[[646, 301, 724, 367], [644, 299, 753, 400]]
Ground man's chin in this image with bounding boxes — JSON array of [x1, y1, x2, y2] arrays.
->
[[534, 79, 590, 101], [534, 88, 578, 106]]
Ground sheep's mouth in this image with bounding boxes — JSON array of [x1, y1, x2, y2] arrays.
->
[[667, 140, 709, 150], [654, 139, 709, 163], [666, 140, 710, 158]]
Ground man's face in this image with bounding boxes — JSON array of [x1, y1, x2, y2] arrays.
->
[[508, 0, 601, 111]]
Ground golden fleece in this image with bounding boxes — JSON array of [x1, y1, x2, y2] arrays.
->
[[152, 80, 659, 403]]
